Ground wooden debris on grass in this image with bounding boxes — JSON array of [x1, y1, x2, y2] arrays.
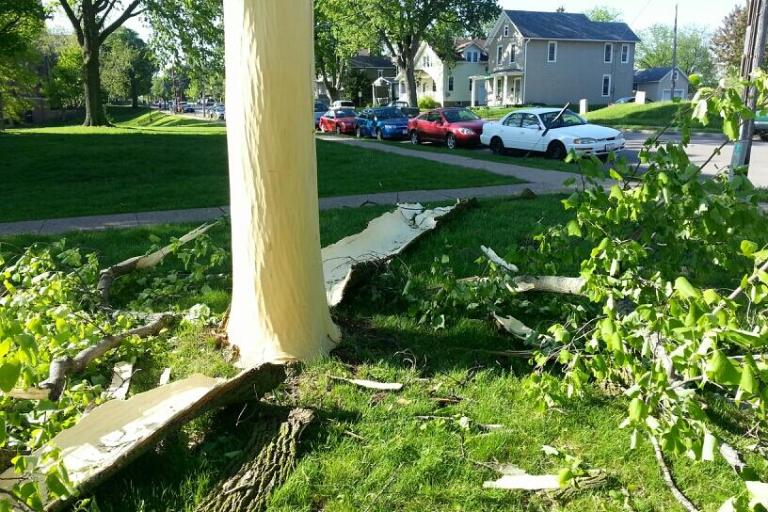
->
[[329, 376, 403, 391], [322, 201, 471, 306], [0, 364, 286, 511], [482, 464, 561, 491], [105, 362, 133, 400], [158, 368, 172, 386]]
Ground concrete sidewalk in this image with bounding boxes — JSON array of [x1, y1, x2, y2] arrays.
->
[[0, 182, 573, 236]]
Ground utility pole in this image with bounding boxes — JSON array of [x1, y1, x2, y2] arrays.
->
[[670, 4, 678, 100], [731, 0, 768, 172]]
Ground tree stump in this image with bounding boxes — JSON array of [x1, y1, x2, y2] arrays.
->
[[196, 408, 315, 512]]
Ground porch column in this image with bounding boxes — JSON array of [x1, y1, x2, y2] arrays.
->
[[471, 78, 477, 107], [503, 74, 509, 106]]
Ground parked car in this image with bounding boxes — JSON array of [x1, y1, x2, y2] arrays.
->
[[208, 105, 225, 120], [754, 111, 768, 141], [314, 101, 328, 127], [613, 96, 653, 105], [318, 109, 357, 134], [181, 103, 196, 113], [332, 100, 356, 109], [355, 107, 410, 140], [386, 100, 420, 118], [480, 107, 625, 160], [408, 108, 484, 149]]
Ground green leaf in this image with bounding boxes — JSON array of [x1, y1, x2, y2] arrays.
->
[[609, 168, 623, 181], [628, 397, 647, 422], [45, 472, 70, 499], [674, 277, 701, 299], [703, 289, 720, 305], [724, 118, 739, 141], [706, 349, 741, 387], [740, 355, 759, 395], [742, 240, 759, 257], [557, 468, 574, 488], [0, 361, 21, 393], [566, 220, 582, 237]]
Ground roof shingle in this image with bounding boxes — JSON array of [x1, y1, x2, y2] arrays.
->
[[504, 10, 640, 42]]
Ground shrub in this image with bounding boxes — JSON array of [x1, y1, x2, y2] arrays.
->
[[417, 96, 440, 109]]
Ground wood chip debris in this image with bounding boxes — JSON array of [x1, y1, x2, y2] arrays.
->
[[105, 362, 133, 400], [158, 368, 172, 386], [482, 464, 561, 491], [329, 376, 403, 391]]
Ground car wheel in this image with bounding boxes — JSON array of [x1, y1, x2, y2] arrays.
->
[[546, 141, 567, 160], [489, 137, 505, 155], [356, 126, 363, 138], [446, 133, 457, 150], [410, 130, 419, 145], [760, 133, 768, 142], [376, 128, 383, 141], [336, 124, 342, 135]]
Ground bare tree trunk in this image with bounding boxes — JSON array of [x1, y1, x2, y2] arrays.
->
[[403, 52, 418, 107], [82, 47, 108, 126], [223, 0, 339, 367]]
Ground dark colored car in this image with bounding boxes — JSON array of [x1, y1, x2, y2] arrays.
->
[[386, 100, 420, 118], [314, 101, 328, 128], [355, 107, 410, 140], [318, 109, 357, 135], [408, 108, 484, 149]]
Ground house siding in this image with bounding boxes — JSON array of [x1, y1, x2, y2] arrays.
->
[[523, 40, 634, 105], [635, 72, 690, 101], [486, 24, 525, 71]]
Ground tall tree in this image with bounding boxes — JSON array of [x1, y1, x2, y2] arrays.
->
[[328, 0, 498, 107], [223, 0, 338, 365], [0, 0, 46, 130], [40, 37, 85, 111], [711, 5, 749, 73], [56, 0, 145, 126], [101, 28, 155, 107], [584, 6, 623, 22], [637, 24, 716, 86]]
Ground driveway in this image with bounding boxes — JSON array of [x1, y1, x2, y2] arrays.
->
[[620, 132, 768, 188]]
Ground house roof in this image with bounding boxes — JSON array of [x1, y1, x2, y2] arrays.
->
[[503, 10, 640, 42], [349, 54, 396, 69], [634, 67, 684, 84]]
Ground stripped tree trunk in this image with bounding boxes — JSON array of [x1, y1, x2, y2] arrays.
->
[[223, 0, 339, 367], [195, 408, 315, 512]]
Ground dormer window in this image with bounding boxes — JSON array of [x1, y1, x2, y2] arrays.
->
[[466, 50, 479, 63], [503, 25, 509, 37]]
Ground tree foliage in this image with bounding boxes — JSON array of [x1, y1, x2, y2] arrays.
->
[[584, 5, 623, 22], [101, 28, 155, 107], [326, 0, 498, 106], [40, 37, 84, 111], [637, 24, 716, 86], [711, 5, 749, 74]]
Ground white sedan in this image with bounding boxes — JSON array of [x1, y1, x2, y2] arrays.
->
[[480, 107, 625, 160]]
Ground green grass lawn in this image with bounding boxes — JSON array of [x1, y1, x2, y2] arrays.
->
[[1, 195, 755, 511], [0, 109, 521, 223], [378, 139, 581, 174], [585, 101, 722, 132]]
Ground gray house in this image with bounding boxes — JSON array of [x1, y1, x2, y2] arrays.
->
[[476, 10, 640, 107], [634, 67, 690, 101]]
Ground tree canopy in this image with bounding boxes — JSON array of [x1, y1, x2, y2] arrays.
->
[[584, 5, 623, 22], [637, 24, 715, 85], [101, 28, 156, 107], [711, 5, 749, 73]]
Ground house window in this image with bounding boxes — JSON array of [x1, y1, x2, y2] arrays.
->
[[496, 45, 503, 64], [548, 41, 557, 62], [432, 80, 437, 92], [604, 43, 613, 63], [469, 79, 473, 91], [377, 69, 384, 78], [423, 55, 431, 67], [466, 50, 479, 63], [621, 44, 629, 64], [400, 81, 405, 94], [602, 74, 612, 97], [448, 76, 454, 92], [510, 45, 516, 64], [422, 82, 427, 93], [503, 25, 509, 37]]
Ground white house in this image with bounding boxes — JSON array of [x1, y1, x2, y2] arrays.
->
[[396, 39, 488, 107]]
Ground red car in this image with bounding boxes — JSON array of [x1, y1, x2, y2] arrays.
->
[[408, 107, 484, 149], [318, 108, 357, 135]]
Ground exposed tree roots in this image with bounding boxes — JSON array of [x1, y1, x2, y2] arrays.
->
[[196, 408, 315, 512]]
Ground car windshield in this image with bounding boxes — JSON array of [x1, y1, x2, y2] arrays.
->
[[334, 109, 356, 117], [443, 109, 480, 122], [539, 110, 586, 129], [374, 108, 405, 120], [314, 103, 327, 112]]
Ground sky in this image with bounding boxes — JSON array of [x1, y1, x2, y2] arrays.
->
[[49, 0, 742, 41]]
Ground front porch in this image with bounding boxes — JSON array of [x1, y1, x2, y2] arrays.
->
[[483, 71, 524, 107]]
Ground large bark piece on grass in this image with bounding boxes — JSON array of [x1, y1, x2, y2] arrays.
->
[[224, 0, 339, 368], [195, 408, 315, 512], [323, 201, 469, 306], [0, 364, 286, 511]]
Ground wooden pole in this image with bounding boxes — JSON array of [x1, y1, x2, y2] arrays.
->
[[670, 4, 678, 99]]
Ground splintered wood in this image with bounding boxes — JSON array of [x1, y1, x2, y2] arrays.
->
[[322, 202, 465, 306]]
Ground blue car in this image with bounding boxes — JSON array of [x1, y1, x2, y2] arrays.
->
[[355, 107, 410, 140]]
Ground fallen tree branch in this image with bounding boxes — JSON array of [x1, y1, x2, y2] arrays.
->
[[649, 434, 701, 512], [27, 313, 176, 401], [97, 222, 217, 304], [508, 276, 586, 295]]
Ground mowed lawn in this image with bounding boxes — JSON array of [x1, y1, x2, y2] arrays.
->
[[0, 196, 753, 512], [0, 111, 522, 223]]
